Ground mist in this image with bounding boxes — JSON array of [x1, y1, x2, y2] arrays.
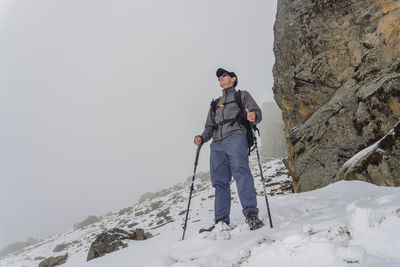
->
[[0, 0, 277, 250]]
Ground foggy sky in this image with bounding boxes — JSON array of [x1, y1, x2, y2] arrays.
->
[[0, 0, 277, 249]]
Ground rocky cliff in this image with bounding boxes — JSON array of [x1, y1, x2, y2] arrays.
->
[[273, 0, 400, 192]]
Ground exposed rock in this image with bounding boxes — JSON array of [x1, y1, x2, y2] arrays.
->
[[86, 228, 151, 261], [138, 192, 157, 203], [258, 101, 287, 158], [135, 228, 145, 241], [127, 222, 139, 228], [337, 120, 400, 185], [273, 0, 400, 192], [138, 173, 210, 205], [156, 207, 170, 218], [73, 215, 100, 230], [53, 243, 69, 253], [86, 229, 128, 261], [150, 200, 163, 211], [134, 210, 145, 217], [138, 189, 174, 203], [38, 253, 68, 267], [52, 241, 79, 253], [118, 207, 133, 216]]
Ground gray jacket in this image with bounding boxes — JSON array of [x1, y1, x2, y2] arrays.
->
[[200, 87, 262, 143]]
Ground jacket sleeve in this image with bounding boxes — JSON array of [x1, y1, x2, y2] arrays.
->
[[200, 105, 214, 143], [242, 90, 262, 124]]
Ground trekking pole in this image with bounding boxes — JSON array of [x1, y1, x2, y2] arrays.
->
[[250, 123, 273, 228], [182, 143, 202, 240]]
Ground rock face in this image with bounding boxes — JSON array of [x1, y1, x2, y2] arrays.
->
[[273, 0, 400, 192], [86, 228, 151, 261], [258, 101, 287, 158]]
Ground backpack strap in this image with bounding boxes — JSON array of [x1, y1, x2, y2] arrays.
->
[[211, 97, 220, 112], [210, 97, 221, 130], [211, 97, 238, 127], [234, 90, 243, 110], [234, 90, 259, 155], [234, 90, 247, 125], [234, 90, 258, 132]]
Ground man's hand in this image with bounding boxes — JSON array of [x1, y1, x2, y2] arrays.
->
[[246, 108, 256, 122], [194, 135, 203, 146]]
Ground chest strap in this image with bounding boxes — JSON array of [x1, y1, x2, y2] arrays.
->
[[216, 100, 236, 109]]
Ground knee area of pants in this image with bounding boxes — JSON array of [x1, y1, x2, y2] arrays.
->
[[212, 181, 230, 187], [231, 166, 250, 175]]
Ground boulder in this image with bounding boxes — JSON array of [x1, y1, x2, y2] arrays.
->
[[135, 228, 145, 241], [86, 228, 151, 261], [52, 243, 69, 253], [38, 253, 68, 267]]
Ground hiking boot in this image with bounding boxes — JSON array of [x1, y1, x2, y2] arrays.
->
[[199, 220, 230, 233], [245, 210, 264, 230]]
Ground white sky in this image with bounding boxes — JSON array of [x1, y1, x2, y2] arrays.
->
[[0, 0, 277, 249]]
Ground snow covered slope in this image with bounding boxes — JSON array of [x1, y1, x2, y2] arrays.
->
[[1, 157, 400, 267]]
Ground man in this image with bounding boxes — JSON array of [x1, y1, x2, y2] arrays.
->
[[194, 68, 264, 231]]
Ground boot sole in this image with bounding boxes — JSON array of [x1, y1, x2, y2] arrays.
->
[[249, 223, 264, 230]]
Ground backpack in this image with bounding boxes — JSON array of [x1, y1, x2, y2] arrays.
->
[[210, 90, 259, 155]]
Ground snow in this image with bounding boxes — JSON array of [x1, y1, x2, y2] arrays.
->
[[340, 126, 396, 174], [1, 158, 400, 267], [340, 142, 378, 172]]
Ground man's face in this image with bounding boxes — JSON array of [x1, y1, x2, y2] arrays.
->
[[218, 73, 236, 89]]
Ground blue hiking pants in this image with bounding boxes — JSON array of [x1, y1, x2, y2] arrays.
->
[[210, 131, 258, 224]]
